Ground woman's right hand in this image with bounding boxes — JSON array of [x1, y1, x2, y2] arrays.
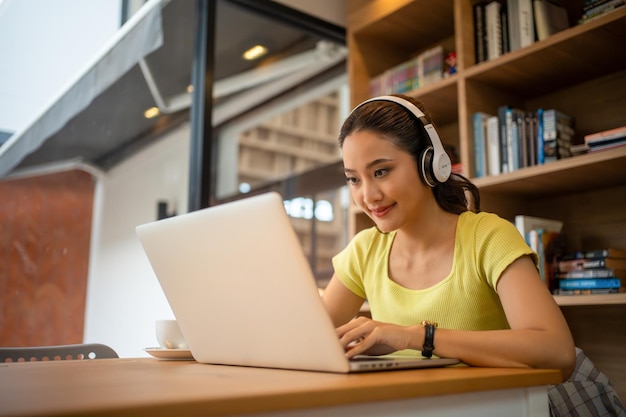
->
[[336, 316, 421, 358]]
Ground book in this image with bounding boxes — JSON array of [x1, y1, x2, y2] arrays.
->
[[560, 247, 626, 260], [556, 268, 616, 279], [518, 0, 536, 47], [485, 1, 504, 60], [558, 257, 626, 272], [505, 107, 526, 171], [587, 140, 626, 152], [541, 109, 574, 163], [500, 1, 510, 53], [579, 0, 625, 23], [558, 278, 621, 290], [536, 108, 545, 163], [582, 0, 614, 12], [474, 2, 488, 63], [507, 0, 521, 51], [553, 288, 620, 295], [533, 0, 569, 41], [584, 125, 626, 145], [569, 143, 590, 155], [523, 111, 538, 166], [537, 229, 562, 288], [508, 0, 535, 49], [514, 215, 563, 238], [472, 112, 491, 178], [391, 60, 417, 94], [420, 45, 444, 86], [497, 105, 510, 172], [521, 218, 564, 288], [486, 115, 501, 175]]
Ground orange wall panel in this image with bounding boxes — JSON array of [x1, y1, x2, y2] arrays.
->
[[0, 170, 94, 346]]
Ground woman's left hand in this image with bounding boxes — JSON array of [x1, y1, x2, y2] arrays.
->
[[336, 316, 419, 358]]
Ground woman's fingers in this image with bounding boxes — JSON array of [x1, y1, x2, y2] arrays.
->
[[337, 317, 373, 352], [336, 317, 416, 358]]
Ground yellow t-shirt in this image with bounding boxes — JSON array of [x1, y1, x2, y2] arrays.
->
[[332, 211, 537, 333]]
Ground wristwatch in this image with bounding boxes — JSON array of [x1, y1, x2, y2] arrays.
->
[[421, 320, 438, 358]]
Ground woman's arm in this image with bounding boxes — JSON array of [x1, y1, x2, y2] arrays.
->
[[431, 256, 575, 378], [334, 256, 576, 379], [322, 273, 366, 327]]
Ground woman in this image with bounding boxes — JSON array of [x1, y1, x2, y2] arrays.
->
[[322, 93, 576, 379]]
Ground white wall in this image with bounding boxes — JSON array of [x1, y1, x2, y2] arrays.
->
[[0, 0, 120, 132], [84, 123, 190, 357]]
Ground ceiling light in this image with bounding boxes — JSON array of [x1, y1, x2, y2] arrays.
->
[[243, 45, 268, 61], [144, 107, 160, 119]]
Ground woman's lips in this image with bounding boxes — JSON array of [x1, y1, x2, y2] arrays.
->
[[369, 204, 393, 218]]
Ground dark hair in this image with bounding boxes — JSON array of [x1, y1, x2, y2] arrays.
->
[[338, 94, 480, 214]]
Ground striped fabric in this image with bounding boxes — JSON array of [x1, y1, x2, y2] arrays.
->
[[548, 347, 625, 417]]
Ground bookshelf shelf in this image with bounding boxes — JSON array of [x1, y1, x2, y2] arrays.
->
[[473, 145, 626, 197], [347, 0, 626, 396], [464, 8, 626, 98], [404, 76, 459, 126], [555, 293, 626, 307], [348, 1, 454, 46]]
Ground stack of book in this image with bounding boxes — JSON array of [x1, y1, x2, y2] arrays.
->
[[583, 125, 626, 152], [578, 0, 625, 24], [554, 248, 626, 295]]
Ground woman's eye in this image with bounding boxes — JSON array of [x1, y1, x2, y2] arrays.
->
[[346, 176, 359, 185], [374, 168, 388, 178]]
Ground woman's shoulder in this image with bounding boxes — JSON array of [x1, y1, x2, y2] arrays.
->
[[354, 226, 396, 239], [350, 227, 395, 251], [354, 226, 379, 239], [459, 210, 510, 228], [459, 211, 521, 241]]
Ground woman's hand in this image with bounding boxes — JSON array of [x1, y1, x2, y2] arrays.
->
[[336, 316, 420, 358]]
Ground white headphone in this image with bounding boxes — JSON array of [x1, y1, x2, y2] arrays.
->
[[350, 95, 452, 187]]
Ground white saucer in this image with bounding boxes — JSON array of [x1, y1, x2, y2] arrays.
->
[[144, 347, 194, 360]]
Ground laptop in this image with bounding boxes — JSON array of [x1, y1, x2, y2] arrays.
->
[[136, 192, 460, 373]]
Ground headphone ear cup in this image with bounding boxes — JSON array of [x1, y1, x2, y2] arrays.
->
[[419, 146, 437, 188]]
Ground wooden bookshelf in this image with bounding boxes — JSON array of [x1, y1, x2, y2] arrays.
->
[[347, 0, 626, 398], [554, 292, 626, 307]]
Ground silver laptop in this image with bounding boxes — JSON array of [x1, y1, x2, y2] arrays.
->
[[136, 192, 459, 373]]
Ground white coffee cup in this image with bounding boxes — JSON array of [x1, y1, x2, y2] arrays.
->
[[155, 319, 188, 349]]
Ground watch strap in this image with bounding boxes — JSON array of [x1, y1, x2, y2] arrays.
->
[[421, 320, 438, 358]]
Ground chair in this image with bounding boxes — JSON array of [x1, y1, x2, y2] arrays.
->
[[548, 347, 625, 417], [0, 343, 119, 362]]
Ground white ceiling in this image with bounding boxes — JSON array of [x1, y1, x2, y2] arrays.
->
[[272, 0, 346, 27]]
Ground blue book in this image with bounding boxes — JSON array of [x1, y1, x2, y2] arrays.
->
[[558, 278, 621, 290], [536, 108, 544, 164], [472, 112, 491, 178], [498, 105, 510, 172]]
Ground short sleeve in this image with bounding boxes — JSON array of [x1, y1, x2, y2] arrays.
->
[[473, 213, 538, 290], [331, 228, 379, 299]]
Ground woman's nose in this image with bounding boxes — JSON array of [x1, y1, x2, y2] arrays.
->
[[361, 180, 382, 204]]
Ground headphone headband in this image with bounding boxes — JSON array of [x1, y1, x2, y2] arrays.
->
[[350, 95, 451, 186]]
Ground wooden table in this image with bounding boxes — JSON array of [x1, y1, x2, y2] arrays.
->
[[0, 358, 561, 417]]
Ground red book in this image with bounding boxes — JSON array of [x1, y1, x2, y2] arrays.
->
[[558, 257, 626, 273], [584, 125, 626, 144]]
